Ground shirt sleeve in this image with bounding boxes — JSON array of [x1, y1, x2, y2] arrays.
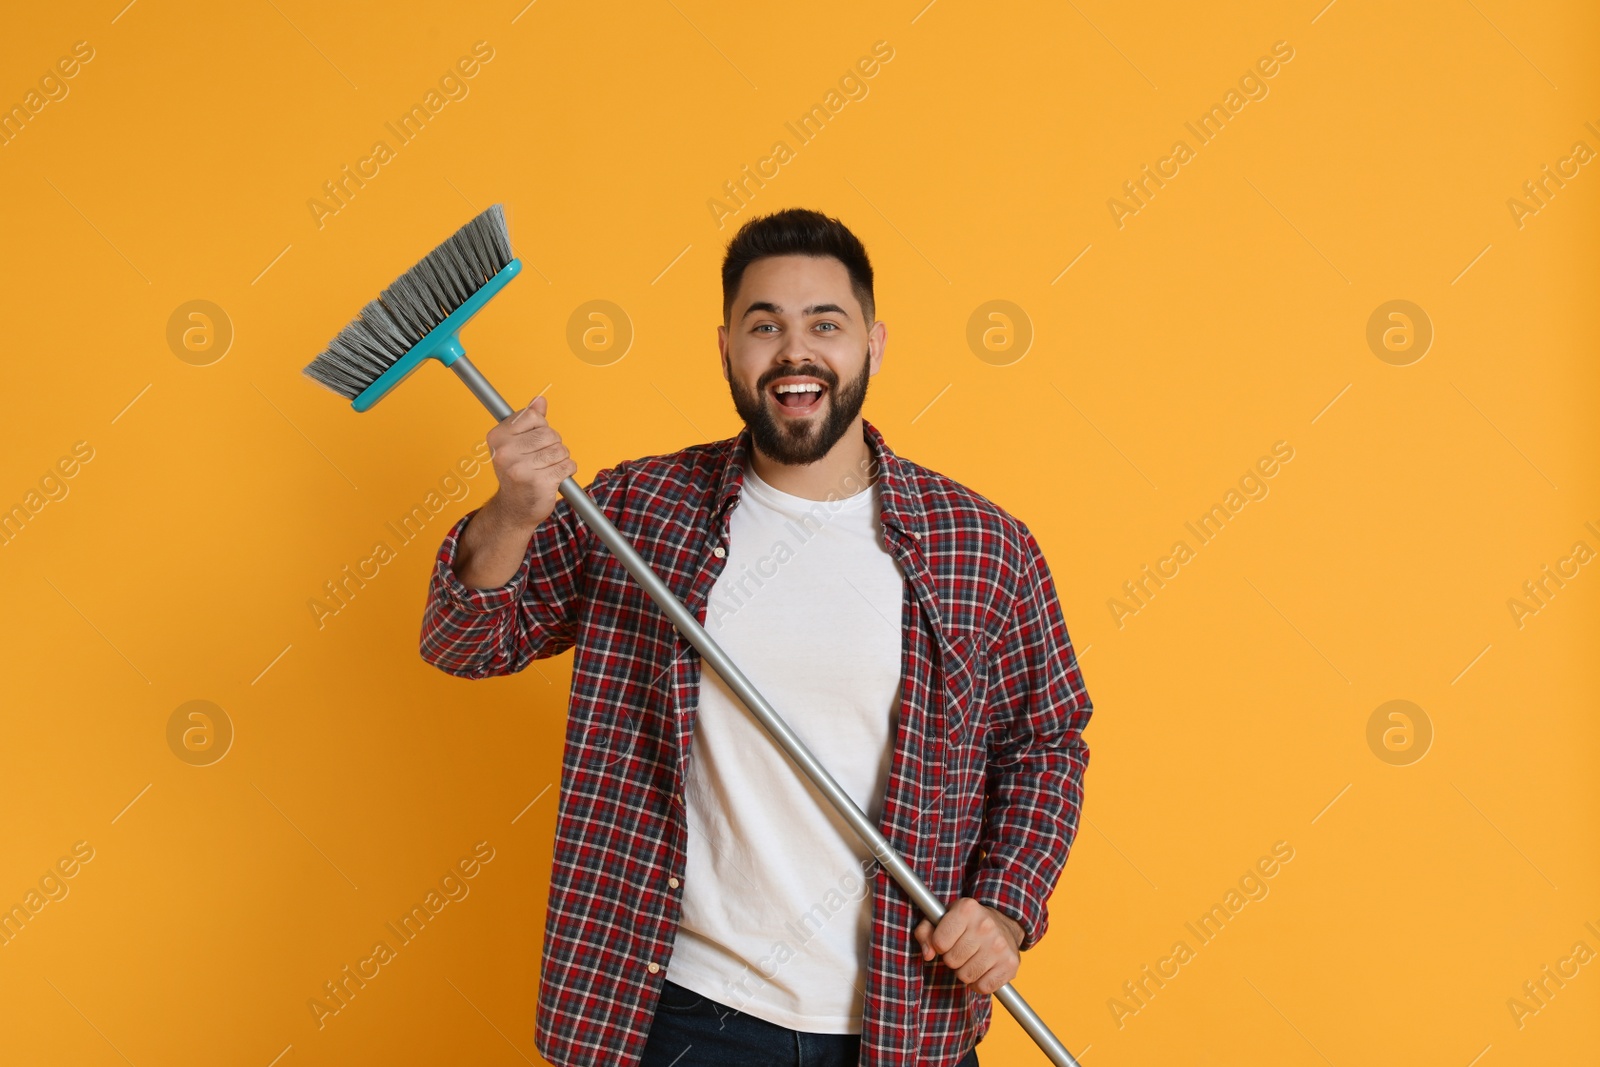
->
[[970, 523, 1093, 951], [419, 463, 626, 679]]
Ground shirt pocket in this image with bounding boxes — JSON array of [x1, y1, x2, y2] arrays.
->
[[939, 629, 991, 748]]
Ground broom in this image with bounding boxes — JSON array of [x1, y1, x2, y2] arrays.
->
[[301, 205, 1083, 1067]]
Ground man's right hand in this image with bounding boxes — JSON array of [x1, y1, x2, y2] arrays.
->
[[452, 395, 578, 590], [483, 394, 579, 533]]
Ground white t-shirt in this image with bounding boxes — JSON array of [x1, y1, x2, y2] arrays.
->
[[664, 460, 906, 1033]]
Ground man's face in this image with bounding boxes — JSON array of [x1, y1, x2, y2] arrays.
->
[[719, 254, 884, 466]]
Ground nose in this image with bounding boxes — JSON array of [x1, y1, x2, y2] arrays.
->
[[776, 354, 806, 373], [775, 328, 815, 364]]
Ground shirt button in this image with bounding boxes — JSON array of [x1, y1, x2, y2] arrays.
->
[[712, 546, 726, 558], [647, 962, 660, 974], [668, 876, 680, 888]]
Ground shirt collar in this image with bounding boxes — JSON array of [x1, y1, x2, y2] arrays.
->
[[713, 418, 927, 543]]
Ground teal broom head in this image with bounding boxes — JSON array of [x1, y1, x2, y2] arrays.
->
[[302, 204, 521, 411]]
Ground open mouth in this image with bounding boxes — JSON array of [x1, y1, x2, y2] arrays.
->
[[769, 379, 828, 417]]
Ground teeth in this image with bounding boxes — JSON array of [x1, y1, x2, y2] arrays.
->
[[775, 383, 823, 394]]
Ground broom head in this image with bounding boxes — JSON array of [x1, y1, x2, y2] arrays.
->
[[302, 204, 520, 411]]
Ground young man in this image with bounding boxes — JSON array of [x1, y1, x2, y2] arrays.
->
[[420, 209, 1092, 1067]]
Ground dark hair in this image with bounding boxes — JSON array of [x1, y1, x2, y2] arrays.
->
[[721, 208, 875, 327]]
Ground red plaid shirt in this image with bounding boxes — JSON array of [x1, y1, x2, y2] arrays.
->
[[420, 418, 1092, 1066]]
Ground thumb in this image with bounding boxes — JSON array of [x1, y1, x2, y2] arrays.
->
[[509, 394, 546, 428]]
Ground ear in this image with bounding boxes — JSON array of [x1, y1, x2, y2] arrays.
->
[[864, 321, 889, 375]]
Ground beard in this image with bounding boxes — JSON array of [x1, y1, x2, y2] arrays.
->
[[728, 352, 872, 466]]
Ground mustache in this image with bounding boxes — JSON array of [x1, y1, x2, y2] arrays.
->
[[758, 365, 837, 391]]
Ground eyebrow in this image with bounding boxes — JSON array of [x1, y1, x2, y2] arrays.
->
[[740, 301, 852, 322]]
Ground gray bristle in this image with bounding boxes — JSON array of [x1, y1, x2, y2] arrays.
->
[[302, 204, 514, 399]]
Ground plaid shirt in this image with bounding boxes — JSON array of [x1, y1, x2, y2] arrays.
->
[[420, 418, 1092, 1067]]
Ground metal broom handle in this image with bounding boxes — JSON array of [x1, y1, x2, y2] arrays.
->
[[452, 354, 1082, 1067]]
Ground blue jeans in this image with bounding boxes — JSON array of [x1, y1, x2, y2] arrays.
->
[[639, 979, 981, 1067]]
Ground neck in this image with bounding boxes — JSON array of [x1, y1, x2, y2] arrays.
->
[[747, 417, 877, 500]]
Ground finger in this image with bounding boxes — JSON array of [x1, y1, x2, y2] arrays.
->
[[507, 394, 549, 432], [502, 395, 534, 428], [955, 945, 1008, 987], [970, 961, 1015, 996], [929, 909, 972, 955], [503, 455, 567, 488], [934, 915, 979, 972], [941, 940, 981, 973], [512, 426, 563, 455], [527, 441, 570, 468], [913, 921, 934, 960]]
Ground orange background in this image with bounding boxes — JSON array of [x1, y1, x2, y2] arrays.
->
[[2, 1, 1596, 1064]]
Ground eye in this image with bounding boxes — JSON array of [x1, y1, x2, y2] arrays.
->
[[754, 323, 778, 333], [815, 322, 839, 332]]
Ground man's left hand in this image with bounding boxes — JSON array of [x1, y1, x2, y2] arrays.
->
[[912, 897, 1023, 995]]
